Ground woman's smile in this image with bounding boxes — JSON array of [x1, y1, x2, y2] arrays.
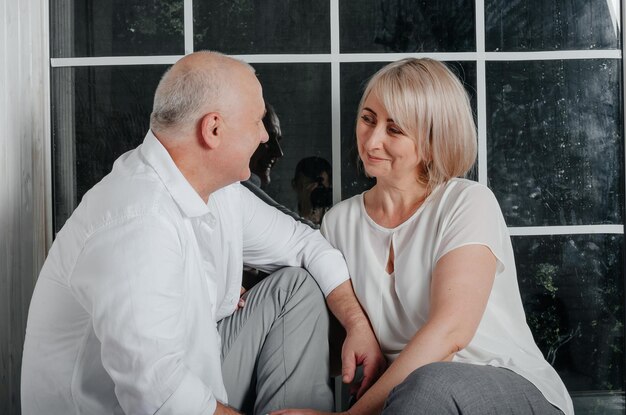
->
[[366, 153, 388, 163]]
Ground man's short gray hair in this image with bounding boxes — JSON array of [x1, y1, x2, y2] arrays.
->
[[149, 51, 253, 133]]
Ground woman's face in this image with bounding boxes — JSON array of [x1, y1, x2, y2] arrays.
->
[[356, 94, 422, 182]]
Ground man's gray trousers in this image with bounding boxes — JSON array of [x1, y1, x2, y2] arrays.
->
[[218, 267, 333, 414]]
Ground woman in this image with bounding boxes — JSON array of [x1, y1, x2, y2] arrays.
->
[[273, 58, 573, 414]]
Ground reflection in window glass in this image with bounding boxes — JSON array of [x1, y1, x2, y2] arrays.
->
[[194, 0, 330, 54], [252, 63, 332, 214], [513, 234, 624, 399], [52, 66, 168, 231], [339, 0, 475, 53], [340, 61, 477, 199], [487, 59, 624, 227], [485, 0, 621, 51], [51, 0, 184, 58]]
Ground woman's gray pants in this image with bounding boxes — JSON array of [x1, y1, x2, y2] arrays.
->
[[218, 267, 333, 414], [382, 362, 563, 414]]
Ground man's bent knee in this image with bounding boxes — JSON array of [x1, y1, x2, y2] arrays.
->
[[270, 267, 326, 307]]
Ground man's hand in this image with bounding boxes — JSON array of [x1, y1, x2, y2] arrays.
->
[[325, 281, 386, 400], [236, 286, 246, 310], [341, 321, 386, 399], [214, 402, 243, 415]]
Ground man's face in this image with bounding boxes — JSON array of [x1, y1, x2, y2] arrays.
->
[[220, 69, 269, 183], [248, 118, 284, 187]]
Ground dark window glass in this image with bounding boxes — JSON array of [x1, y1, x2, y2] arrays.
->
[[252, 63, 332, 213], [339, 0, 475, 53], [513, 234, 624, 399], [194, 0, 330, 54], [52, 65, 167, 231], [487, 59, 624, 227], [485, 0, 621, 51], [340, 61, 477, 199], [51, 63, 331, 231], [51, 0, 184, 58], [571, 394, 626, 414]]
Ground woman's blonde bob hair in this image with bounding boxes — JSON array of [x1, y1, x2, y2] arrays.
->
[[357, 58, 477, 188]]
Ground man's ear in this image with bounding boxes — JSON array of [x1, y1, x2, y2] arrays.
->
[[200, 112, 222, 149]]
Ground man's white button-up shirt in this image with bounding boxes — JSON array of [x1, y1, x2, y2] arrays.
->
[[21, 131, 349, 415]]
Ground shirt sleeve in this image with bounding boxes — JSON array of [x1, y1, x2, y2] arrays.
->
[[434, 184, 508, 274], [70, 213, 217, 415], [239, 185, 349, 296]]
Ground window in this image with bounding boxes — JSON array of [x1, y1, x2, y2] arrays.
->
[[50, 1, 624, 412]]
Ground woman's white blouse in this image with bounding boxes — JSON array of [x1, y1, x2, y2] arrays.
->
[[321, 178, 573, 415]]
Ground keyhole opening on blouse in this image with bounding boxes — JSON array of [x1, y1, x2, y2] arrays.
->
[[386, 240, 395, 275]]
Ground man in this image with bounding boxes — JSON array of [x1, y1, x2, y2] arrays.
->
[[242, 103, 315, 227], [21, 51, 383, 415]]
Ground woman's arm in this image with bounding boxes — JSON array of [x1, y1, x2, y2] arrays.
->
[[344, 244, 497, 415], [271, 244, 497, 415]]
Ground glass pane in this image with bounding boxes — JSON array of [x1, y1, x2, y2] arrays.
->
[[512, 234, 624, 398], [194, 0, 330, 54], [252, 63, 332, 216], [487, 59, 624, 227], [485, 0, 621, 51], [52, 65, 168, 231], [51, 0, 184, 58], [340, 0, 475, 53], [340, 61, 477, 200], [571, 393, 625, 414]]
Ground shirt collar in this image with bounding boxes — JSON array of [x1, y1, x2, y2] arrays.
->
[[140, 130, 210, 218]]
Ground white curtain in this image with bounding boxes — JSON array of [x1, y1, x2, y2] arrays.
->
[[0, 0, 51, 413]]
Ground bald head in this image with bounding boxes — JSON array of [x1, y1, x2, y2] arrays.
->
[[150, 51, 255, 134]]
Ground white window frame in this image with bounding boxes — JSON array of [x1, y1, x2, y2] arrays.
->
[[47, 0, 625, 241]]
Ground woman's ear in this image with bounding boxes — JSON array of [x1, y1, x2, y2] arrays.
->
[[200, 112, 221, 149]]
